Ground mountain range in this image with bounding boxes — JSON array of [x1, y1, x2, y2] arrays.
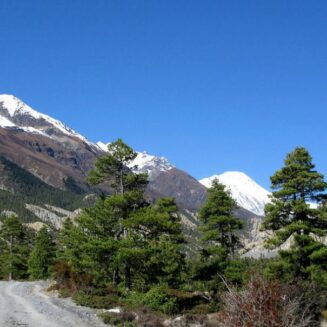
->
[[0, 94, 270, 245]]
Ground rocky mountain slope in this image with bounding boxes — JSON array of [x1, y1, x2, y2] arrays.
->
[[98, 143, 207, 212], [0, 154, 92, 226], [0, 94, 101, 188]]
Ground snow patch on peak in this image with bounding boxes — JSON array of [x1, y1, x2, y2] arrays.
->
[[0, 94, 92, 145], [96, 141, 109, 152], [199, 171, 271, 216], [96, 143, 173, 180], [0, 94, 44, 119], [129, 151, 173, 179], [0, 115, 16, 127]]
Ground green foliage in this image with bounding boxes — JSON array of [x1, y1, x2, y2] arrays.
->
[[199, 180, 242, 254], [262, 147, 327, 284], [263, 147, 327, 237], [194, 179, 243, 290], [73, 291, 120, 309], [142, 284, 178, 315], [0, 215, 31, 280], [28, 227, 56, 279], [0, 156, 91, 222], [56, 139, 186, 293], [99, 312, 136, 326], [0, 190, 38, 221], [57, 197, 186, 292], [126, 198, 186, 288], [63, 176, 87, 195], [53, 138, 190, 319], [84, 139, 148, 289], [87, 138, 147, 194]]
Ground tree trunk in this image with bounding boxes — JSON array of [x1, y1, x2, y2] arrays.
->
[[9, 235, 12, 281], [120, 167, 124, 195], [113, 267, 120, 286], [125, 265, 131, 290]]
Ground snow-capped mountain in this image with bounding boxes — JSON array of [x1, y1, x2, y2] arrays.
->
[[0, 94, 269, 218], [129, 151, 174, 180], [0, 94, 93, 146], [0, 94, 101, 188], [96, 142, 174, 180], [96, 141, 109, 152], [199, 171, 271, 216], [0, 94, 268, 244]]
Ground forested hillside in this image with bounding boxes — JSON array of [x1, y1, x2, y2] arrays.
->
[[0, 156, 93, 222]]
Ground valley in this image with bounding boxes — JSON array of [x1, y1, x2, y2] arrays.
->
[[0, 95, 326, 327]]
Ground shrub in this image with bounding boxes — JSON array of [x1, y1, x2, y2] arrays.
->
[[52, 261, 93, 291], [213, 274, 317, 327], [73, 291, 120, 309], [99, 312, 136, 326], [168, 289, 210, 313], [135, 307, 165, 327], [142, 284, 178, 315], [124, 291, 146, 308]]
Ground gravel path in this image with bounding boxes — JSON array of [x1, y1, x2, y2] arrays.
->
[[0, 281, 107, 327]]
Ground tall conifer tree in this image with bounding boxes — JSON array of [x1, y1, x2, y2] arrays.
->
[[28, 226, 56, 279], [195, 180, 242, 290], [63, 139, 148, 289], [263, 147, 327, 283], [0, 215, 30, 280]]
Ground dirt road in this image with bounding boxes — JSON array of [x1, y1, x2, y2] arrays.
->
[[0, 281, 107, 327]]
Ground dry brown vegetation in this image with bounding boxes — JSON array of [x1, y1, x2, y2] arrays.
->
[[213, 275, 315, 327]]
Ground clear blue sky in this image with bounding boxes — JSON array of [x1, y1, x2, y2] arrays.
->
[[1, 0, 327, 189]]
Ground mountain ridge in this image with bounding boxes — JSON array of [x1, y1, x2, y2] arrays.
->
[[0, 94, 267, 245], [0, 94, 271, 214], [0, 94, 94, 147]]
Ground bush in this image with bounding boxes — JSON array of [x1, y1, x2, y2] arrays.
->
[[99, 312, 136, 326], [73, 291, 120, 309], [124, 291, 146, 308], [168, 289, 210, 313], [53, 261, 93, 291], [187, 303, 212, 315], [142, 284, 178, 315], [214, 274, 317, 327], [134, 307, 165, 327]]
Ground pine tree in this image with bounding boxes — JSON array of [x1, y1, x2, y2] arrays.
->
[[87, 138, 147, 195], [262, 147, 327, 284], [0, 215, 30, 280], [28, 226, 56, 279], [195, 179, 243, 289], [61, 139, 148, 289], [125, 198, 185, 288]]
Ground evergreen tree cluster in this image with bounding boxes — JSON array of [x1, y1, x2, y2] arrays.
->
[[0, 215, 55, 280], [56, 139, 185, 293], [0, 156, 91, 221]]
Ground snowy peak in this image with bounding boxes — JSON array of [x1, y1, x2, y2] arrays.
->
[[0, 94, 45, 118], [130, 151, 174, 180], [0, 94, 92, 145], [199, 171, 271, 216], [96, 141, 109, 152], [96, 142, 174, 180]]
